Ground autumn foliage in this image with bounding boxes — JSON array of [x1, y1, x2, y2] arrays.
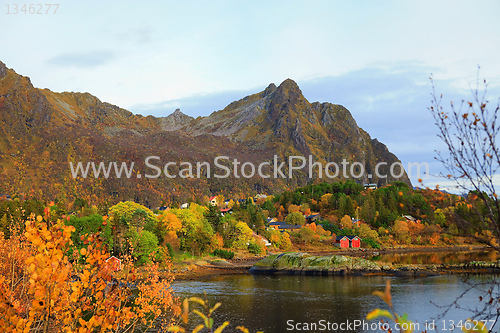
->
[[0, 215, 177, 333]]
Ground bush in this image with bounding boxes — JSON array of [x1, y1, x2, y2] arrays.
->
[[247, 242, 263, 255], [213, 249, 235, 259], [363, 238, 381, 249], [166, 242, 175, 259]]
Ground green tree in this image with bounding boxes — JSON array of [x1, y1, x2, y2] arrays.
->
[[127, 229, 159, 265], [204, 204, 222, 233], [65, 214, 113, 253], [285, 212, 305, 225]]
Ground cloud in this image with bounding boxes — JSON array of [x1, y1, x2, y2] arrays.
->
[[129, 63, 500, 191], [116, 27, 155, 45], [46, 50, 116, 68]]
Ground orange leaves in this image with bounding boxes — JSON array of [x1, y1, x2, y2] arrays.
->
[[0, 217, 178, 333]]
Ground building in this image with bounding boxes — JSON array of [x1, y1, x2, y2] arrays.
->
[[335, 235, 361, 248], [105, 256, 122, 271], [269, 221, 302, 232], [305, 214, 321, 224], [209, 196, 218, 206], [403, 215, 418, 223], [363, 183, 378, 190], [0, 194, 11, 201], [220, 207, 232, 216]]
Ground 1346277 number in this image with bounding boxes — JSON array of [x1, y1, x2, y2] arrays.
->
[[5, 4, 59, 14]]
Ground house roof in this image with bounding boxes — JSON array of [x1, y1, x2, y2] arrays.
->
[[220, 208, 232, 212], [278, 224, 302, 229], [305, 214, 320, 219], [269, 222, 301, 229], [209, 196, 217, 201], [336, 235, 360, 241], [403, 215, 416, 221]]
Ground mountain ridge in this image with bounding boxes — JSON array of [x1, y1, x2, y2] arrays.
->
[[0, 61, 410, 206]]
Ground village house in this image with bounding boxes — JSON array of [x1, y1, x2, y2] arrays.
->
[[253, 232, 271, 246], [0, 194, 11, 201], [209, 196, 218, 206], [305, 214, 321, 224], [363, 183, 378, 190], [334, 235, 361, 248], [268, 221, 301, 232], [403, 215, 420, 223], [105, 256, 122, 272]]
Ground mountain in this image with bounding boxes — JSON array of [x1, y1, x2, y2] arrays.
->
[[0, 61, 410, 207]]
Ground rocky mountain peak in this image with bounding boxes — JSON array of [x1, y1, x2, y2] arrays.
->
[[262, 83, 277, 97], [160, 108, 193, 131], [276, 78, 302, 94], [0, 61, 7, 79], [267, 78, 308, 123]]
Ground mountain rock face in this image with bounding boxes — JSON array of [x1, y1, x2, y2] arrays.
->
[[0, 61, 410, 206]]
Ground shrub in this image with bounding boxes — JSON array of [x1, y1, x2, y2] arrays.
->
[[363, 238, 381, 249], [247, 242, 263, 255], [166, 242, 175, 259], [213, 249, 235, 259]]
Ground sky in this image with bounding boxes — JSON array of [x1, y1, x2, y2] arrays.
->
[[1, 0, 500, 192]]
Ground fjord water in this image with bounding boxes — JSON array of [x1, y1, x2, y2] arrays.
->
[[172, 251, 500, 333]]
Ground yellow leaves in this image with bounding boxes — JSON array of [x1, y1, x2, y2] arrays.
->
[[366, 308, 393, 321], [372, 280, 392, 307], [189, 297, 205, 306], [214, 322, 229, 333], [182, 298, 189, 324], [192, 324, 205, 333], [36, 215, 43, 222], [80, 248, 87, 256]]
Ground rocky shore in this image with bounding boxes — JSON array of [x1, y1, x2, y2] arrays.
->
[[248, 252, 500, 277]]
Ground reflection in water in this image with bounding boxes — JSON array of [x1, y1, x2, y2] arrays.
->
[[172, 274, 500, 333], [368, 250, 500, 265]]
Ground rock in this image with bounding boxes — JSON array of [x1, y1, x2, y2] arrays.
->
[[250, 253, 381, 275], [0, 61, 7, 79], [210, 260, 232, 266]]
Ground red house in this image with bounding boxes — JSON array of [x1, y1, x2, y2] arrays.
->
[[347, 236, 361, 248], [105, 256, 122, 272], [335, 235, 361, 248], [335, 236, 350, 248]]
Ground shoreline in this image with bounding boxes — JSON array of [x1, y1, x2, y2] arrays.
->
[[171, 245, 495, 281]]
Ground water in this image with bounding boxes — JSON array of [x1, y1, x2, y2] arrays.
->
[[367, 250, 499, 265], [172, 273, 500, 333]]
